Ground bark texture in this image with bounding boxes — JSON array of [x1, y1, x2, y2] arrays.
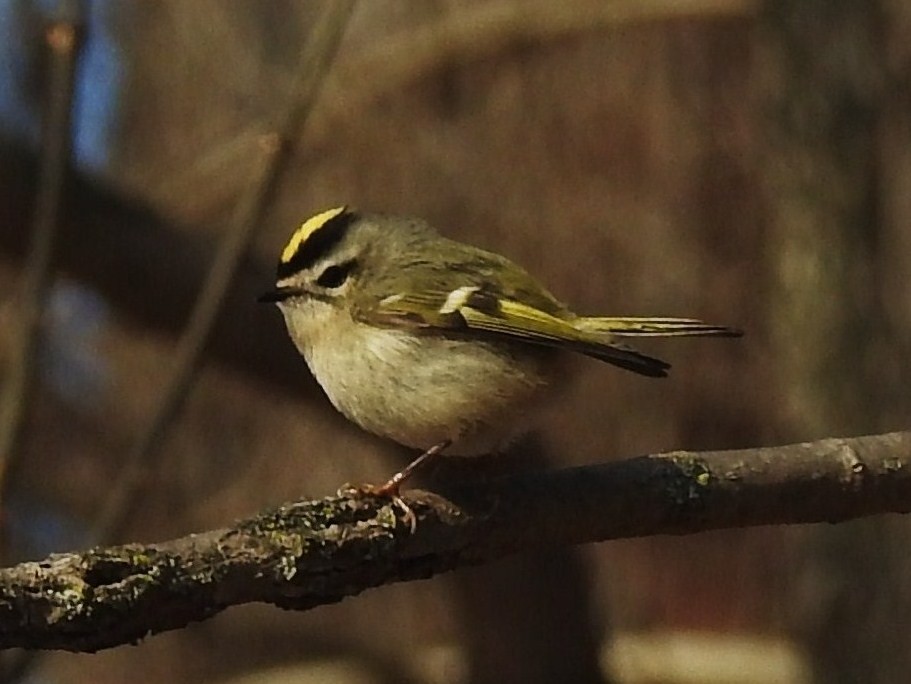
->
[[0, 431, 909, 653]]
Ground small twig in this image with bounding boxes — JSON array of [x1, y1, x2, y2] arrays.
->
[[0, 7, 84, 509], [91, 0, 359, 543], [311, 0, 757, 136], [0, 431, 908, 653], [0, 5, 85, 681]]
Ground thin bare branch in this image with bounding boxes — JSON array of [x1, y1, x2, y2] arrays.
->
[[0, 431, 908, 653], [91, 0, 359, 543], [0, 6, 86, 679], [311, 0, 756, 137], [0, 5, 84, 506]]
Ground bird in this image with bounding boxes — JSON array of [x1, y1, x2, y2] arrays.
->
[[259, 206, 741, 507]]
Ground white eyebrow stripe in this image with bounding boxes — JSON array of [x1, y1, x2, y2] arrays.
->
[[439, 286, 480, 315]]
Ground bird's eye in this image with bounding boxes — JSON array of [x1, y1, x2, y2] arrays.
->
[[316, 260, 357, 288]]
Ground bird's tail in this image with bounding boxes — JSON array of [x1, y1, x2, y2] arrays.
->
[[568, 316, 741, 378], [575, 316, 742, 338]]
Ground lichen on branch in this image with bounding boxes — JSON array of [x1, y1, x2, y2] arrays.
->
[[0, 431, 909, 652]]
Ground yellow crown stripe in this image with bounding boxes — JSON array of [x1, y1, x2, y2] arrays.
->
[[281, 206, 348, 264]]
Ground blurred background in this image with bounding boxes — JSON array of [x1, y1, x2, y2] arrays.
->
[[0, 1, 909, 683]]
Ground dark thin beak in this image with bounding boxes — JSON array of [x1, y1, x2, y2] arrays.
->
[[257, 286, 304, 303]]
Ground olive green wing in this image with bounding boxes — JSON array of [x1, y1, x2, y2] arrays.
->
[[355, 284, 670, 377]]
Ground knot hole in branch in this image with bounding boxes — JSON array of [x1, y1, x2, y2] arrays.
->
[[84, 557, 141, 588]]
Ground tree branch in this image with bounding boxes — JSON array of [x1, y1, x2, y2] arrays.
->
[[0, 4, 84, 505], [90, 0, 359, 543], [0, 431, 909, 652]]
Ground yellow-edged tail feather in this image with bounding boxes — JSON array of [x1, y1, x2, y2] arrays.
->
[[575, 316, 742, 338]]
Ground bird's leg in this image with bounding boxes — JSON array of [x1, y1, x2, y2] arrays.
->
[[370, 439, 452, 497], [347, 439, 452, 532]]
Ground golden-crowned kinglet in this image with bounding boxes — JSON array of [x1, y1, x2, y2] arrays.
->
[[260, 207, 740, 496]]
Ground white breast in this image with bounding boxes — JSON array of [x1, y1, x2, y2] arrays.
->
[[280, 300, 553, 455]]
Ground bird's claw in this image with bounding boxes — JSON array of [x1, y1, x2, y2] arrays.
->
[[338, 482, 417, 533]]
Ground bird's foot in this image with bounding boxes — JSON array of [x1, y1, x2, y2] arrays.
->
[[338, 439, 452, 533]]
